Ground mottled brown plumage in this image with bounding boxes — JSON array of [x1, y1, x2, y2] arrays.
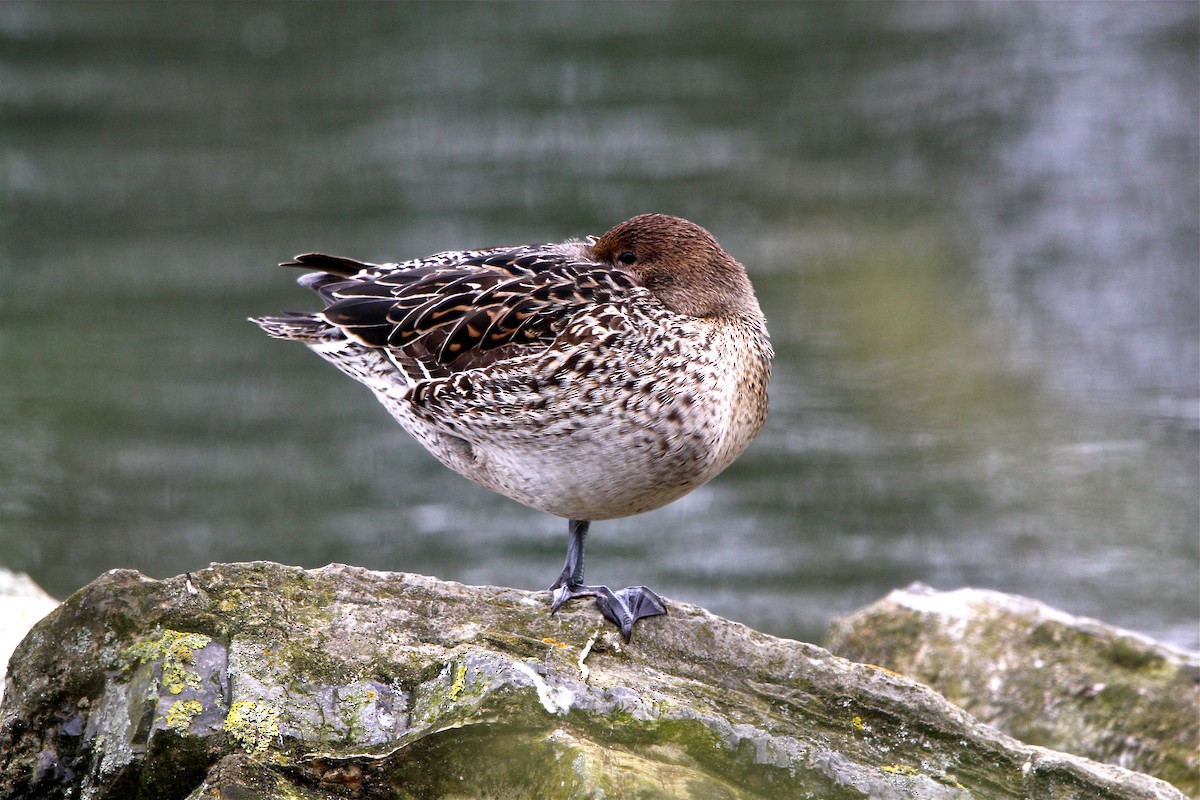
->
[[252, 214, 773, 638]]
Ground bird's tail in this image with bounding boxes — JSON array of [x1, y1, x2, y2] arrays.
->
[[249, 312, 339, 344], [253, 252, 383, 343]]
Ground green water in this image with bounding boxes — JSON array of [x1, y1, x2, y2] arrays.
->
[[1, 2, 1196, 649]]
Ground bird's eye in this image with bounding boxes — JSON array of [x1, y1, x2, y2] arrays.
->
[[618, 251, 637, 265]]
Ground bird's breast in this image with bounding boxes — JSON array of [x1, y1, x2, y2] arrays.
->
[[435, 315, 771, 521]]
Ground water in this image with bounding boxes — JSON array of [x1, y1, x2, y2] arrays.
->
[[1, 2, 1196, 650]]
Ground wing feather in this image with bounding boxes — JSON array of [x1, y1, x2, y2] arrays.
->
[[293, 244, 643, 379]]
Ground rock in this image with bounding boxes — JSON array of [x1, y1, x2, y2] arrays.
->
[[0, 569, 59, 699], [0, 562, 1187, 800], [824, 583, 1200, 798]]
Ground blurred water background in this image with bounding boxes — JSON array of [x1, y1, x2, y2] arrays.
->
[[1, 2, 1196, 649]]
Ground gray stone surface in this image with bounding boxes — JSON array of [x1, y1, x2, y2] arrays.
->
[[0, 563, 1188, 799], [825, 583, 1200, 798]]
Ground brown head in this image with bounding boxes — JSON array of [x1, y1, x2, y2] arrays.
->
[[591, 213, 762, 319]]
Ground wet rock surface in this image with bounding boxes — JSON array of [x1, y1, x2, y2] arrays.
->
[[824, 583, 1200, 798], [0, 562, 1188, 799]]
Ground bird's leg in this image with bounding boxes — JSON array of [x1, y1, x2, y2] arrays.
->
[[549, 518, 667, 640], [550, 518, 590, 590]]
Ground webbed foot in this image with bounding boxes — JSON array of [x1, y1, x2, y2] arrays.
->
[[550, 582, 667, 640]]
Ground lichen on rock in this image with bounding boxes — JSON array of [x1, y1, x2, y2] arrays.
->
[[165, 700, 204, 733], [223, 701, 281, 758], [123, 629, 212, 696], [825, 582, 1200, 797], [0, 562, 1188, 800]]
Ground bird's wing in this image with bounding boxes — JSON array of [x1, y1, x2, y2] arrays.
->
[[288, 244, 643, 381]]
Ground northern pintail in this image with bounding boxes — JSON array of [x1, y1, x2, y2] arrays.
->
[[253, 213, 772, 638]]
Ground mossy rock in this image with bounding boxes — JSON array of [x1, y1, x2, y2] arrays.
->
[[0, 563, 1187, 799], [825, 583, 1200, 797]]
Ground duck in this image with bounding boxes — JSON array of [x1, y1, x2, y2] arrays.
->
[[252, 213, 773, 639]]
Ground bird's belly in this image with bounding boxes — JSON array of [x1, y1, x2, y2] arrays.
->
[[470, 429, 717, 521], [347, 319, 770, 523]]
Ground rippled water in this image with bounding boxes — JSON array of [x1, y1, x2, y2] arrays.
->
[[1, 2, 1196, 649]]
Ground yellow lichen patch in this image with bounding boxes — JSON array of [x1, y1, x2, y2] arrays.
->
[[260, 647, 286, 669], [540, 637, 570, 649], [851, 715, 865, 731], [216, 588, 247, 613], [449, 662, 468, 700], [165, 700, 204, 732], [865, 663, 906, 678], [936, 773, 969, 791], [881, 764, 921, 777], [123, 630, 212, 695], [224, 701, 281, 757]]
